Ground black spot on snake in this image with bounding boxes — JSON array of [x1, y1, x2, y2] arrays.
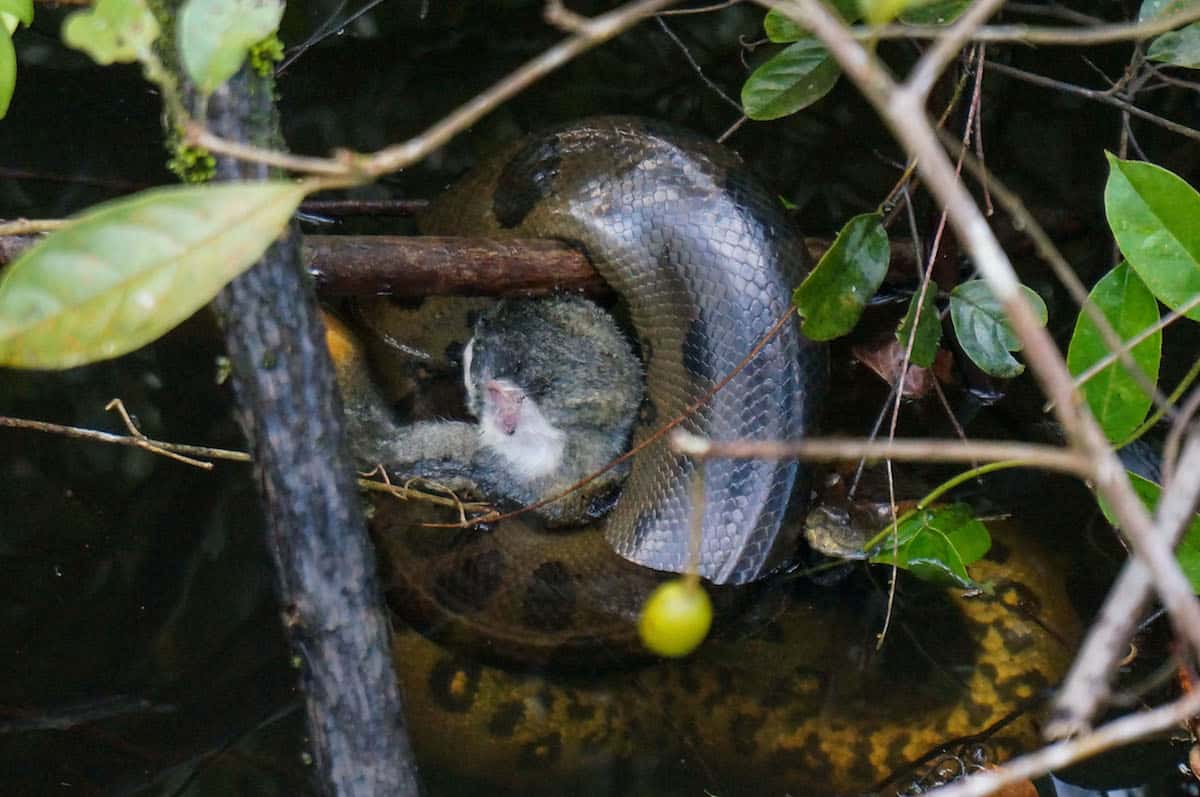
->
[[494, 134, 564, 229], [521, 561, 577, 632], [730, 712, 762, 755], [433, 548, 506, 614], [487, 700, 525, 738], [428, 657, 480, 714]]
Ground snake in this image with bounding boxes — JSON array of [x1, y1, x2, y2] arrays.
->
[[332, 117, 1081, 794]]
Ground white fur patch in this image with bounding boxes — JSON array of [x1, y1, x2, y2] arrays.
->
[[462, 339, 477, 408], [478, 378, 566, 482]]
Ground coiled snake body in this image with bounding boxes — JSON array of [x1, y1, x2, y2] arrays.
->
[[342, 118, 1079, 794]]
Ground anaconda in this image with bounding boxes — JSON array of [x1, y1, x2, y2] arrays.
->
[[325, 117, 1081, 794]]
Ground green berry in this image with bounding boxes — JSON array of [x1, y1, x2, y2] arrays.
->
[[638, 578, 712, 657]]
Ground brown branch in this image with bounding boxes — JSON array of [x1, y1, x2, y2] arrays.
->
[[0, 232, 858, 296], [307, 236, 606, 297], [1046, 428, 1200, 739], [669, 431, 1091, 476]]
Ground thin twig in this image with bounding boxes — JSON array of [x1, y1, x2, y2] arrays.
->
[[937, 128, 1175, 420], [1070, 293, 1200, 394], [656, 15, 744, 113], [762, 0, 1200, 670], [104, 399, 213, 469], [860, 6, 1200, 47], [1046, 428, 1200, 739], [905, 0, 1005, 101], [191, 0, 678, 179], [0, 413, 249, 465], [934, 687, 1200, 797], [659, 0, 742, 15], [669, 431, 1091, 476], [363, 0, 678, 178], [986, 61, 1200, 144], [0, 218, 67, 236]]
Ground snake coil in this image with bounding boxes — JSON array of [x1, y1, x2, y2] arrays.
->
[[420, 116, 826, 584]]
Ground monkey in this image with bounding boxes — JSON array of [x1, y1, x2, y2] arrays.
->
[[326, 296, 645, 525]]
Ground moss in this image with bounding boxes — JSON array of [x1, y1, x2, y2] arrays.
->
[[248, 35, 284, 77], [167, 142, 216, 183]]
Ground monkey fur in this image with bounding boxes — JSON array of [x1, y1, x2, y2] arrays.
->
[[327, 297, 645, 525]]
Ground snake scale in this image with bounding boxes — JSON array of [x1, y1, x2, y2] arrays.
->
[[330, 118, 1080, 794]]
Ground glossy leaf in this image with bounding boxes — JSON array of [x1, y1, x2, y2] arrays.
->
[[0, 181, 306, 369], [793, 212, 889, 340], [0, 28, 12, 118], [179, 0, 284, 94], [869, 503, 992, 588], [764, 1, 859, 41], [1139, 0, 1196, 22], [1147, 23, 1200, 67], [895, 281, 940, 368], [1066, 263, 1161, 443], [62, 0, 159, 65], [1099, 472, 1200, 593], [742, 38, 840, 121], [0, 0, 33, 30], [1105, 155, 1200, 321], [950, 280, 1048, 378], [899, 0, 968, 24]]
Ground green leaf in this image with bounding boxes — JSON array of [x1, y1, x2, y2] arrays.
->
[[0, 0, 33, 29], [0, 28, 12, 119], [742, 38, 841, 121], [895, 281, 941, 368], [1098, 472, 1200, 593], [1105, 155, 1200, 321], [899, 0, 969, 24], [62, 0, 159, 65], [1066, 263, 1162, 443], [793, 212, 889, 340], [0, 181, 306, 369], [860, 0, 910, 25], [1148, 22, 1200, 67], [950, 280, 1048, 378], [869, 503, 992, 588], [1139, 0, 1197, 23], [179, 0, 284, 94], [764, 1, 860, 41]]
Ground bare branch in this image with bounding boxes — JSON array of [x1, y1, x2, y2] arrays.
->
[[905, 0, 1005, 101], [932, 688, 1200, 797], [863, 6, 1200, 47], [986, 61, 1200, 144], [0, 413, 250, 465], [669, 430, 1091, 476], [761, 0, 1200, 669], [1046, 428, 1200, 738], [0, 219, 67, 236], [193, 1, 678, 178]]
